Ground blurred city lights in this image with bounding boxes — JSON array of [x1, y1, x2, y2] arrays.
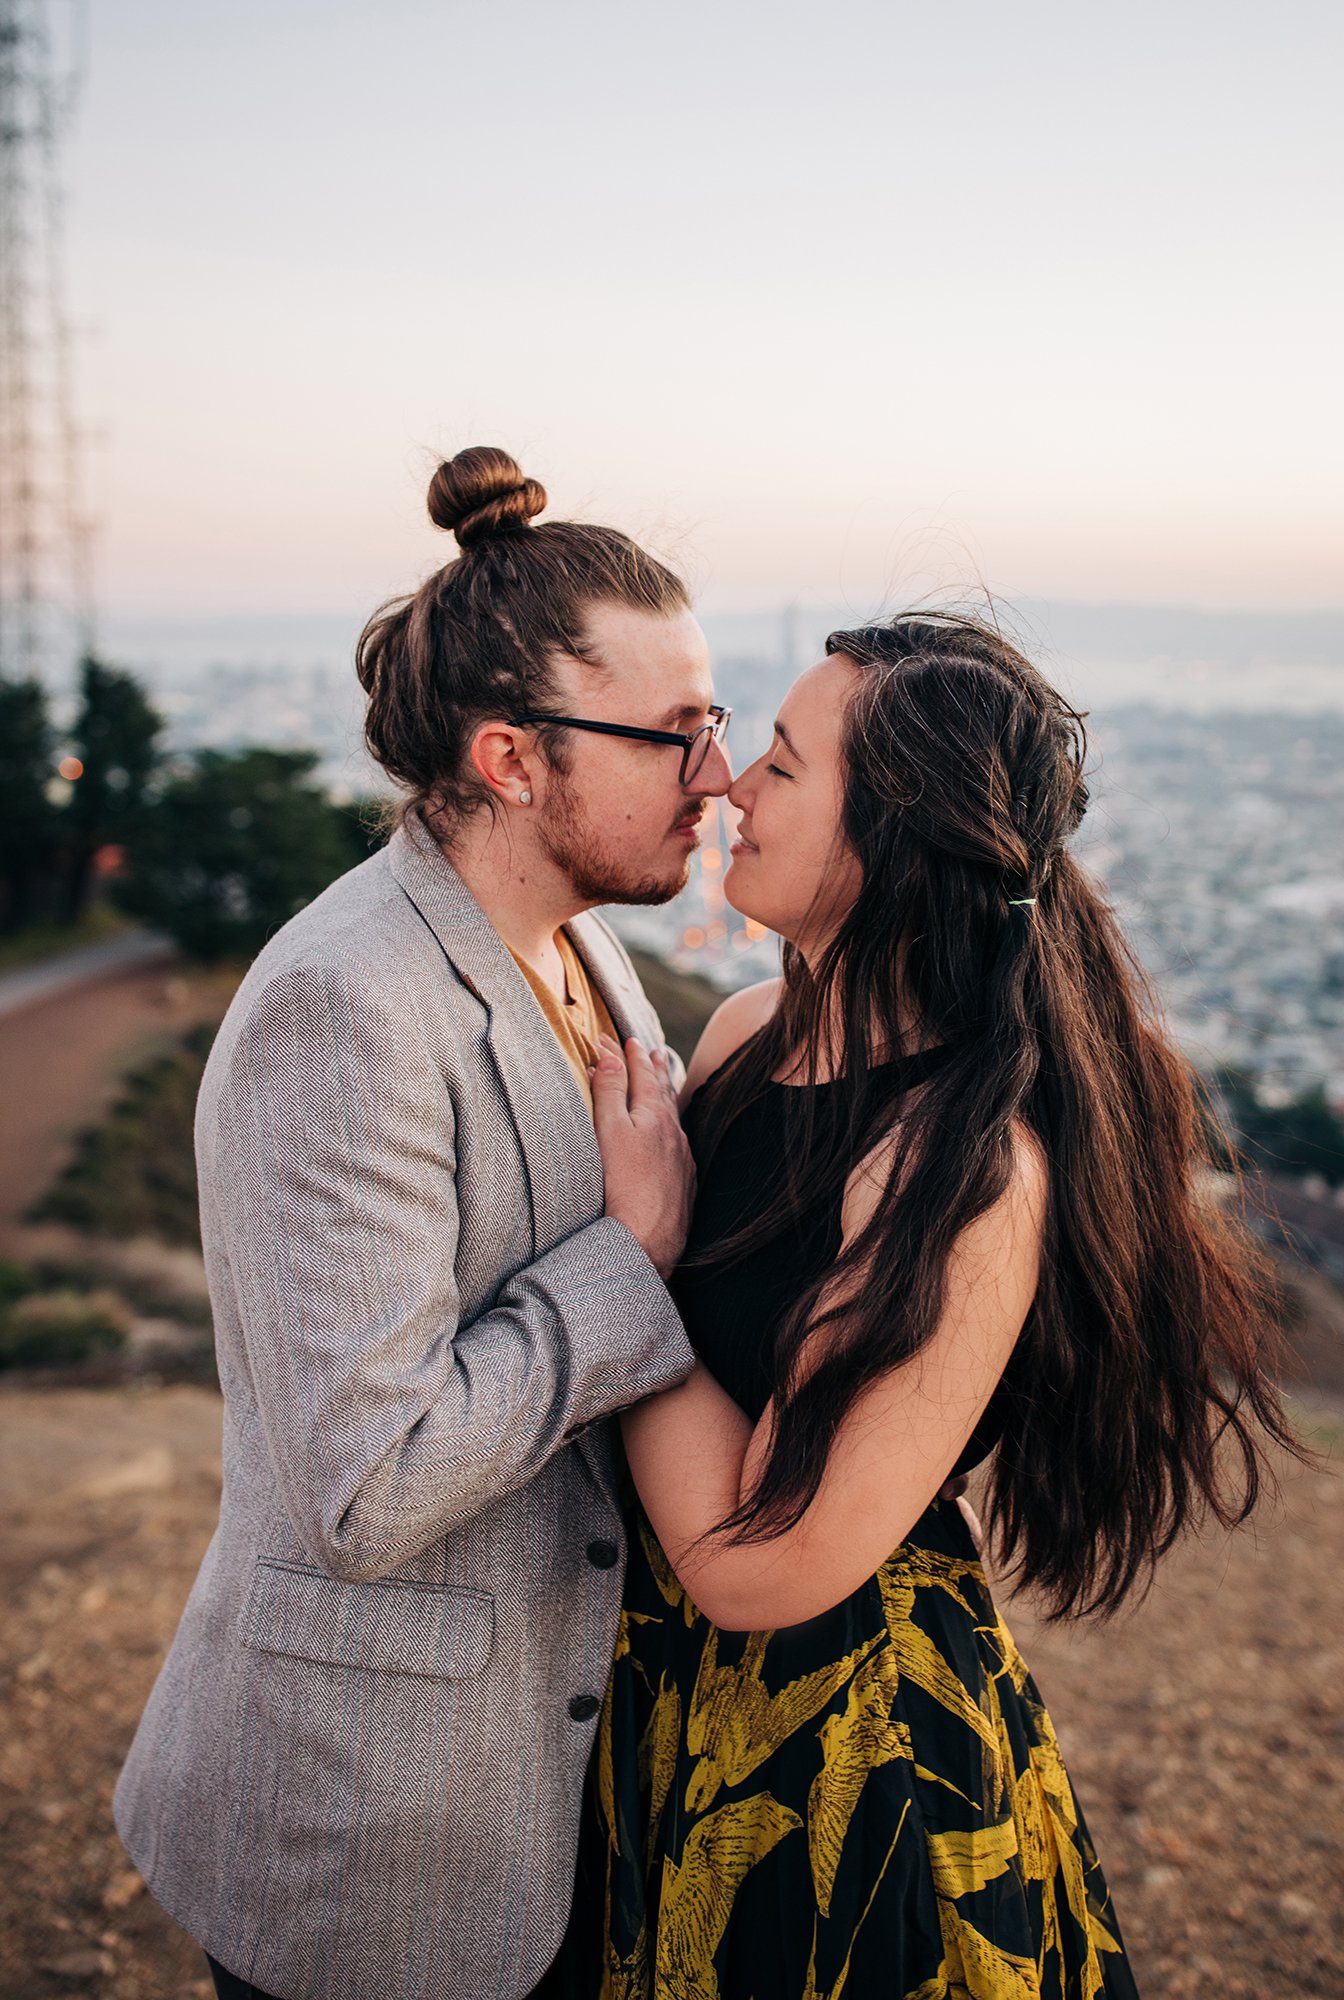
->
[[58, 757, 84, 781], [663, 795, 780, 970]]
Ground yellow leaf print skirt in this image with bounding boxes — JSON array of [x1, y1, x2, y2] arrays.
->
[[549, 1496, 1138, 2000]]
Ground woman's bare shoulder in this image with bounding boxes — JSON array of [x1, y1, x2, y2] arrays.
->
[[842, 1110, 1047, 1245], [680, 976, 782, 1104]]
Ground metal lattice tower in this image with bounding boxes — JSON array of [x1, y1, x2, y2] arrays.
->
[[0, 0, 91, 682]]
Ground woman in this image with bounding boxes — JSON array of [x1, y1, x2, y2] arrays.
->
[[553, 614, 1301, 1998]]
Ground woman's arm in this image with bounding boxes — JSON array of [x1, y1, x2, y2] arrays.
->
[[599, 1040, 1045, 1630]]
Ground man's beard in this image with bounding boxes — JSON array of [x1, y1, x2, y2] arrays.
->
[[538, 777, 702, 907]]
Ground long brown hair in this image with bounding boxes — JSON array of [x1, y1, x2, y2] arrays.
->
[[356, 445, 688, 824], [697, 612, 1302, 1617]]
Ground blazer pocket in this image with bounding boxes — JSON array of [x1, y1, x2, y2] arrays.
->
[[242, 1561, 495, 1680]]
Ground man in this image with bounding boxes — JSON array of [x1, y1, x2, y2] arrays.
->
[[114, 453, 732, 2000]]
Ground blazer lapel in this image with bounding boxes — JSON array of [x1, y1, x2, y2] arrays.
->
[[563, 909, 645, 1044], [387, 815, 605, 1260], [387, 819, 645, 1511]]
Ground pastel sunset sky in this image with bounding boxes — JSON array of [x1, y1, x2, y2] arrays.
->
[[67, 0, 1341, 619]]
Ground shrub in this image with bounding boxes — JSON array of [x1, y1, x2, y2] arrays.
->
[[0, 1288, 130, 1370], [29, 1024, 214, 1245], [1214, 1070, 1344, 1188], [0, 1257, 34, 1316]]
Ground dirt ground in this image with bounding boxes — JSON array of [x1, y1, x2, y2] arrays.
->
[[0, 1383, 1339, 2000], [3, 962, 1342, 1997], [0, 964, 236, 1235]]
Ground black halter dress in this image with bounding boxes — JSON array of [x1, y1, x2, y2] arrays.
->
[[550, 1049, 1138, 2000]]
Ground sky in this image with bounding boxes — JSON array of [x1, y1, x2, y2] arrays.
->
[[53, 0, 1344, 624]]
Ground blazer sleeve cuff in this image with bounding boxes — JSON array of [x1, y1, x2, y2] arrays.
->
[[508, 1214, 696, 1432]]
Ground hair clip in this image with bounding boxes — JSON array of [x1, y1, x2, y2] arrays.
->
[[1008, 897, 1037, 908]]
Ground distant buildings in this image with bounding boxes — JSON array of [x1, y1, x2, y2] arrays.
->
[[129, 649, 1344, 1104], [1077, 706, 1344, 1108]]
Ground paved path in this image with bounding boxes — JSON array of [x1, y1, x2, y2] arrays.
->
[[0, 931, 176, 1021]]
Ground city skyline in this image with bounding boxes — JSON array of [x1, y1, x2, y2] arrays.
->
[[127, 641, 1344, 1108]]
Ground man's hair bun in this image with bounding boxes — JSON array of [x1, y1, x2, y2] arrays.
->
[[427, 445, 547, 549]]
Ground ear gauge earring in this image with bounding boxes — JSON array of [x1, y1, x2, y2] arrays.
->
[[518, 789, 532, 805]]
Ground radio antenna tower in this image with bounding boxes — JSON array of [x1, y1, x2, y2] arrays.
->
[[0, 0, 92, 682]]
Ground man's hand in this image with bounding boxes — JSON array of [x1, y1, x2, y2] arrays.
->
[[591, 1035, 695, 1279]]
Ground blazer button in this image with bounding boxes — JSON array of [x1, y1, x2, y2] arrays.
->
[[586, 1538, 619, 1569], [568, 1694, 601, 1722]]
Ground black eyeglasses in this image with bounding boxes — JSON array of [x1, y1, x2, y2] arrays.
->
[[508, 703, 732, 788]]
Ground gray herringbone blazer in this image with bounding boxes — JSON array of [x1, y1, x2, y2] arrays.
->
[[114, 812, 696, 2000]]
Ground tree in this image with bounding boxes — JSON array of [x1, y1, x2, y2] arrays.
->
[[0, 674, 59, 931], [61, 655, 164, 921], [335, 793, 391, 870], [1213, 1069, 1344, 1189], [118, 748, 366, 961]]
